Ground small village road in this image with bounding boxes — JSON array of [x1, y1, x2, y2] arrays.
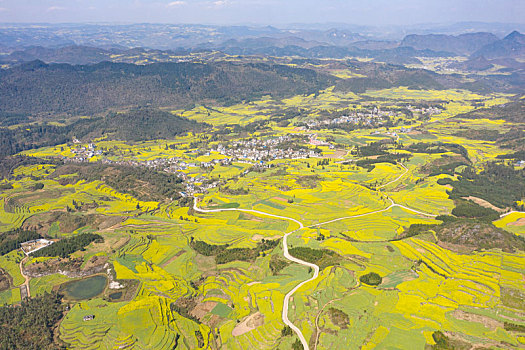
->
[[193, 196, 437, 349]]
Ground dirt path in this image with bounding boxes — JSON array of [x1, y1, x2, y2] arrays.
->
[[19, 256, 30, 298], [376, 163, 408, 189]]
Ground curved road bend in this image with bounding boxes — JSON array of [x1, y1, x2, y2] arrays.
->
[[193, 199, 315, 348], [193, 197, 438, 350]]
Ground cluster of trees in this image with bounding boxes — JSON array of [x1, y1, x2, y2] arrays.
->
[[497, 150, 525, 161], [288, 247, 340, 269], [356, 153, 410, 172], [0, 124, 71, 157], [281, 326, 293, 337], [0, 156, 59, 180], [295, 175, 321, 189], [431, 331, 471, 350], [438, 162, 525, 208], [405, 142, 469, 159], [54, 163, 184, 202], [457, 100, 524, 123], [328, 307, 350, 328], [32, 233, 102, 258], [87, 108, 205, 142], [393, 223, 437, 241], [359, 272, 382, 286], [170, 303, 201, 325], [269, 255, 289, 275], [451, 200, 500, 222], [0, 229, 41, 256], [354, 140, 392, 157], [0, 292, 64, 349], [427, 159, 469, 177], [401, 213, 525, 253], [190, 238, 280, 264], [435, 219, 525, 253]]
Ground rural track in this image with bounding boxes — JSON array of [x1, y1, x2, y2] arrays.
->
[[376, 163, 408, 189], [192, 199, 314, 348], [193, 197, 437, 350], [19, 256, 30, 298]]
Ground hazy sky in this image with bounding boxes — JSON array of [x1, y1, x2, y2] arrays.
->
[[0, 0, 523, 25]]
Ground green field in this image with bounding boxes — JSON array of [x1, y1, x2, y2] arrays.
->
[[0, 82, 524, 349]]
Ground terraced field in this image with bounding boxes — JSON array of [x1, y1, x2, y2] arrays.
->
[[0, 86, 524, 349]]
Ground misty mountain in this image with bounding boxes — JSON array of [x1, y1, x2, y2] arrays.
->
[[448, 56, 494, 71], [2, 23, 523, 52], [6, 45, 113, 65], [400, 32, 499, 55], [472, 31, 525, 59]]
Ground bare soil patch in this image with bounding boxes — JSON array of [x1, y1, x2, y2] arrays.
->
[[462, 196, 506, 213], [325, 149, 347, 159], [452, 309, 503, 330], [508, 217, 525, 227], [232, 312, 265, 336]]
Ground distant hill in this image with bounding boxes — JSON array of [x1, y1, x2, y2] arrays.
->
[[472, 31, 525, 59], [4, 42, 451, 67], [6, 45, 112, 65], [216, 44, 451, 64], [334, 60, 465, 93], [0, 60, 334, 115], [448, 56, 494, 71], [400, 32, 499, 55], [456, 100, 525, 123]]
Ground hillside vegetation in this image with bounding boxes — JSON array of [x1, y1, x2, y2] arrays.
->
[[0, 61, 335, 115], [0, 108, 206, 156]]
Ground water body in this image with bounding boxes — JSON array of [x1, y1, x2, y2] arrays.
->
[[109, 292, 122, 300], [60, 275, 107, 300]]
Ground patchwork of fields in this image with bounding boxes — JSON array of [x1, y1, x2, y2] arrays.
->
[[1, 86, 524, 349]]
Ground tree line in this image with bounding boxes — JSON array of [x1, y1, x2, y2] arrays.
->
[[32, 233, 102, 258]]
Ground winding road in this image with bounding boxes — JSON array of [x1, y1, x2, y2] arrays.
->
[[192, 159, 522, 349], [192, 200, 315, 348], [193, 194, 438, 350]]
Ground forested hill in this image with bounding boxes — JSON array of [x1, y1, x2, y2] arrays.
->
[[0, 108, 207, 156], [456, 100, 525, 123], [0, 60, 334, 116], [86, 108, 207, 142]]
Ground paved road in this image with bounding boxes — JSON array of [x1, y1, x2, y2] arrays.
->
[[192, 162, 524, 349], [193, 199, 313, 348], [194, 197, 437, 350]]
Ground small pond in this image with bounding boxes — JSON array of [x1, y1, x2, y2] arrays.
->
[[109, 292, 122, 300], [60, 275, 107, 300]]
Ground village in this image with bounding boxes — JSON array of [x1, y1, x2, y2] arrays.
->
[[63, 134, 325, 197], [303, 105, 442, 130]]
